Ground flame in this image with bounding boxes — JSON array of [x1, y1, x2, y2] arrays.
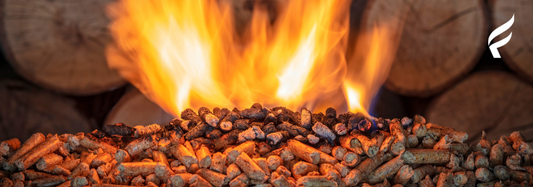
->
[[344, 25, 403, 116], [106, 0, 401, 117]]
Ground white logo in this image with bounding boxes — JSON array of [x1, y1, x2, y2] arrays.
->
[[488, 14, 514, 58]]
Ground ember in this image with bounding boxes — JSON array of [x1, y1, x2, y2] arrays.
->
[[1, 104, 533, 186]]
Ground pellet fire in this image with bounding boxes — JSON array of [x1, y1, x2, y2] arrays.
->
[[1, 104, 532, 187]]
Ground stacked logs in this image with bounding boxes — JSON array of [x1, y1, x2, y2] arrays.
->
[[0, 103, 533, 187]]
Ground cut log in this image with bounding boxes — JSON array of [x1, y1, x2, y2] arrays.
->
[[426, 71, 533, 142], [491, 0, 533, 83], [0, 80, 93, 141], [363, 0, 487, 97], [105, 88, 174, 127], [0, 0, 125, 95]]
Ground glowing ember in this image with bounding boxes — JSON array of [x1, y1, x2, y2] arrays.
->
[[106, 0, 401, 117]]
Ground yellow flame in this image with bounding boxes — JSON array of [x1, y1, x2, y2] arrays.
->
[[106, 0, 400, 117]]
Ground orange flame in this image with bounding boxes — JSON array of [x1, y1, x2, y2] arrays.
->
[[344, 25, 403, 116], [106, 0, 401, 117]]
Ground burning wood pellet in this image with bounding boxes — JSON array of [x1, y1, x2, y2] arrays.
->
[[352, 133, 379, 157], [389, 121, 406, 156], [173, 165, 187, 174], [4, 133, 45, 171], [224, 141, 255, 164], [117, 162, 158, 177], [43, 165, 71, 176], [189, 174, 212, 187], [71, 176, 88, 187], [185, 122, 210, 140], [171, 144, 198, 168], [209, 152, 226, 174], [420, 175, 435, 187], [197, 168, 230, 187], [265, 131, 288, 146], [195, 145, 211, 168], [35, 153, 63, 171], [220, 111, 239, 131], [475, 167, 494, 182], [436, 172, 454, 186], [331, 146, 347, 161], [292, 161, 318, 177], [253, 157, 270, 176], [134, 124, 161, 138], [23, 170, 53, 180], [2, 105, 533, 186], [82, 152, 98, 165], [434, 136, 451, 151], [300, 108, 312, 130], [235, 152, 266, 181], [91, 153, 113, 168], [15, 135, 64, 170], [411, 164, 434, 183], [312, 122, 336, 145], [170, 173, 193, 187], [344, 152, 392, 186], [297, 175, 337, 187], [114, 149, 131, 164], [87, 168, 100, 184], [393, 165, 414, 185], [102, 123, 135, 137], [342, 152, 360, 167], [79, 134, 117, 154], [129, 175, 144, 186], [287, 140, 321, 165], [145, 174, 160, 186], [319, 163, 343, 186], [367, 155, 404, 184], [229, 173, 249, 187], [124, 136, 154, 157], [68, 162, 90, 180], [401, 149, 450, 164], [151, 150, 168, 166], [267, 156, 282, 171], [226, 163, 241, 180], [271, 171, 291, 187], [96, 160, 115, 178], [198, 107, 220, 127], [453, 171, 468, 186], [154, 162, 173, 182], [31, 175, 67, 186], [0, 138, 20, 157]]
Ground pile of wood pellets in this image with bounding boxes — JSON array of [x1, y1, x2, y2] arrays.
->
[[0, 103, 532, 187]]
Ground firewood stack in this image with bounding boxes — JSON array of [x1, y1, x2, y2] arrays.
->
[[1, 103, 533, 187]]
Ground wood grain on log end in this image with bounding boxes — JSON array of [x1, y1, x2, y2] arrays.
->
[[0, 80, 92, 141], [105, 88, 174, 127], [0, 0, 125, 95], [492, 0, 533, 84], [426, 71, 533, 142], [363, 0, 488, 97]]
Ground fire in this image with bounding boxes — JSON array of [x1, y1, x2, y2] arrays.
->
[[106, 0, 401, 117], [344, 25, 403, 116]]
